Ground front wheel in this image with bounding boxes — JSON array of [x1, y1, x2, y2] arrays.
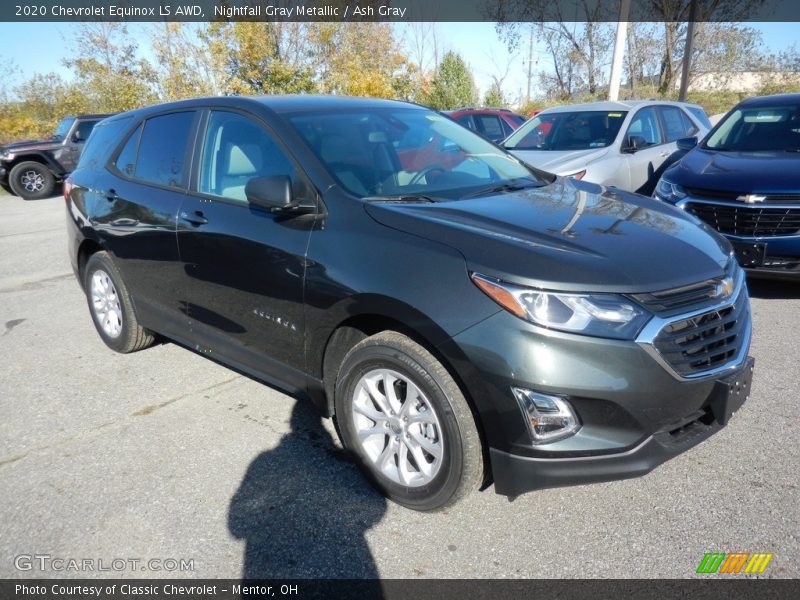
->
[[335, 331, 484, 511], [83, 251, 155, 353], [8, 161, 55, 200]]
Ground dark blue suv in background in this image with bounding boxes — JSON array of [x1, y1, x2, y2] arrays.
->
[[655, 93, 800, 279]]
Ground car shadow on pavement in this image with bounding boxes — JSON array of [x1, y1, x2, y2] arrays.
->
[[227, 399, 387, 592], [747, 277, 798, 299]]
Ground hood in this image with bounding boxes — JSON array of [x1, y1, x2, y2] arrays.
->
[[364, 178, 731, 293], [1, 138, 61, 154], [508, 147, 609, 175], [668, 147, 800, 194]]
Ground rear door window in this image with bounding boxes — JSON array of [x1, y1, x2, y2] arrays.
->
[[133, 111, 196, 188]]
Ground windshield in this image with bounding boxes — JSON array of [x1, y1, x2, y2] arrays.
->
[[53, 117, 75, 140], [705, 104, 800, 152], [287, 107, 542, 199], [504, 110, 628, 151]]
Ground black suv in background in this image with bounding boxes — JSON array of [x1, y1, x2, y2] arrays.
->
[[1, 114, 109, 199], [66, 96, 754, 510]]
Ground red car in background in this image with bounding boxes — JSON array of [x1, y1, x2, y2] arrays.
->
[[445, 107, 527, 143]]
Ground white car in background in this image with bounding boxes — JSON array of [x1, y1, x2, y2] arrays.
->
[[503, 100, 711, 195]]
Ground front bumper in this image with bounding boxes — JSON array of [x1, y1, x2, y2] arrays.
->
[[443, 289, 753, 497], [490, 358, 753, 497]]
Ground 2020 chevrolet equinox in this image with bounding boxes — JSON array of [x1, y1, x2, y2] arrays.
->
[[66, 96, 754, 510]]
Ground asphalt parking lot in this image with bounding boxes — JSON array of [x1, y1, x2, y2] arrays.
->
[[0, 191, 798, 579]]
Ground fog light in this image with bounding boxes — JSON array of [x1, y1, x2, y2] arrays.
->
[[512, 388, 580, 444]]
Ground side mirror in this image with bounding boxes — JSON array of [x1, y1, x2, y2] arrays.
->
[[245, 175, 293, 211], [676, 136, 698, 151], [72, 131, 83, 143], [622, 135, 647, 153]]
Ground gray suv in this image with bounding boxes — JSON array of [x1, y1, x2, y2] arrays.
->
[[66, 96, 753, 510], [504, 100, 710, 195]]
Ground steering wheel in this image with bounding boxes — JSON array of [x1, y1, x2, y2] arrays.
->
[[409, 164, 446, 186]]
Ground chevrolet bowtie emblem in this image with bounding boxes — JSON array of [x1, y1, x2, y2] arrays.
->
[[713, 277, 735, 299], [737, 194, 767, 204]]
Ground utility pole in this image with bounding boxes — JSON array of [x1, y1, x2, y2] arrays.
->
[[525, 25, 534, 104], [679, 0, 699, 101], [608, 0, 631, 101]]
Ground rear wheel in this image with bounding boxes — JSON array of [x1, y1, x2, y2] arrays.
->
[[9, 161, 55, 200], [83, 252, 155, 353], [335, 331, 483, 511]]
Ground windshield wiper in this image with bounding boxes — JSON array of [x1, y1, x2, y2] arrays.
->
[[463, 180, 542, 199], [367, 194, 444, 203]]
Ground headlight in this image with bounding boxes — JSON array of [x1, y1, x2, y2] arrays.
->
[[471, 273, 650, 340], [565, 169, 586, 180], [654, 178, 687, 203], [0, 150, 10, 160]]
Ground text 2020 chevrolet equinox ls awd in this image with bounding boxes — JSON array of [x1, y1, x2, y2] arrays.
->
[[66, 96, 754, 510]]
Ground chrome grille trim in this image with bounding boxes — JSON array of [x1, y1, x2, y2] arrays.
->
[[629, 259, 736, 316], [635, 269, 752, 381]]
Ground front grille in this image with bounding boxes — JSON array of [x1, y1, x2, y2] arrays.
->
[[686, 202, 800, 237], [685, 188, 800, 204], [631, 262, 736, 316], [652, 288, 749, 377]]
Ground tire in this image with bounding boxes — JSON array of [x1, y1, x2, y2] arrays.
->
[[335, 331, 484, 511], [83, 251, 155, 354], [8, 161, 55, 200]]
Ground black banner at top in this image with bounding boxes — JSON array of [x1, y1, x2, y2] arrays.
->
[[2, 0, 800, 23]]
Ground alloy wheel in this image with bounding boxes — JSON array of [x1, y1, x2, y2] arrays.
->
[[19, 170, 45, 193], [351, 368, 444, 487], [90, 269, 123, 338]]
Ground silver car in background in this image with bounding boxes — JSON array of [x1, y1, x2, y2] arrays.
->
[[503, 100, 711, 195]]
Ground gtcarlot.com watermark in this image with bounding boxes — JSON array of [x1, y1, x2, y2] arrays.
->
[[15, 554, 194, 573]]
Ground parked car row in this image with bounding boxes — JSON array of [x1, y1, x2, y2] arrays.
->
[[6, 90, 793, 510], [499, 93, 799, 279]]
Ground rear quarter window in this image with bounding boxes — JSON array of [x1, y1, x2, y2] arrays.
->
[[77, 117, 132, 170]]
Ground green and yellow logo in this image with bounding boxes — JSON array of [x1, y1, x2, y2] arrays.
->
[[696, 552, 774, 574]]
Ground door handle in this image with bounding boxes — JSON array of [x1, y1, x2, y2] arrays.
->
[[180, 210, 209, 225]]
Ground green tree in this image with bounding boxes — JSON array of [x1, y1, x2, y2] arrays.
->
[[63, 23, 157, 112], [150, 23, 218, 101], [484, 83, 506, 107], [423, 52, 477, 110], [205, 22, 316, 95], [308, 23, 414, 99]]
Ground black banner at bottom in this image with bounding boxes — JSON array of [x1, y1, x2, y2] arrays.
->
[[2, 579, 800, 600]]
